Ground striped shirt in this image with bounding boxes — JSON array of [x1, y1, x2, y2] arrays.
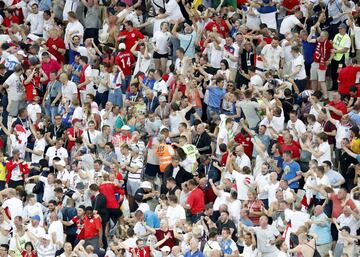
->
[[36, 242, 56, 257]]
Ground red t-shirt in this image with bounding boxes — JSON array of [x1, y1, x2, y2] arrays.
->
[[187, 187, 205, 214], [119, 29, 144, 50], [154, 230, 176, 249], [71, 216, 85, 240], [329, 193, 357, 218], [3, 16, 20, 28], [24, 77, 40, 102], [328, 100, 347, 120], [204, 20, 229, 38], [41, 59, 61, 84], [234, 133, 253, 157], [128, 246, 151, 257], [220, 151, 229, 167], [338, 66, 360, 95], [66, 127, 83, 151], [99, 182, 125, 209], [46, 37, 66, 64], [116, 51, 136, 76], [278, 136, 301, 159], [283, 0, 300, 13], [83, 215, 102, 239]]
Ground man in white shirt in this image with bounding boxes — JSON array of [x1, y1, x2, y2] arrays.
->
[[279, 11, 304, 38], [59, 72, 78, 103], [261, 38, 284, 71], [26, 3, 44, 36], [286, 110, 306, 140], [4, 64, 25, 117], [153, 69, 168, 96], [0, 189, 23, 223], [45, 138, 69, 167]]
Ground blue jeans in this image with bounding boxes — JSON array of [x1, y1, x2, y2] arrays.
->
[[108, 88, 123, 107], [190, 107, 203, 125], [45, 102, 58, 123], [206, 106, 220, 121]]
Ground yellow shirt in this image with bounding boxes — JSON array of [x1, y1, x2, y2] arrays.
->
[[0, 162, 6, 181], [351, 138, 360, 154]]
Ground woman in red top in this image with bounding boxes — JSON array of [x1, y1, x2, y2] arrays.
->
[[66, 119, 83, 151], [21, 242, 37, 257], [244, 189, 264, 226], [23, 68, 48, 102]]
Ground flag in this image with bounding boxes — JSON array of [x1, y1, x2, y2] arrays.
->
[[282, 219, 292, 247]]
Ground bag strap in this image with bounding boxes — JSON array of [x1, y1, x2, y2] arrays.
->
[[87, 130, 92, 144], [184, 34, 193, 54]]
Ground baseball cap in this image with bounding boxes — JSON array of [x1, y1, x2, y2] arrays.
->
[[159, 96, 167, 102], [31, 215, 41, 222], [140, 181, 152, 189], [17, 50, 27, 57], [338, 23, 347, 29], [121, 125, 131, 130], [119, 43, 126, 50], [160, 246, 171, 252]]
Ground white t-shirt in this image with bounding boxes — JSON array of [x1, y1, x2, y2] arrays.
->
[[261, 44, 284, 70], [245, 8, 261, 31], [31, 138, 46, 164], [284, 209, 310, 233], [2, 197, 23, 221], [291, 54, 306, 80], [45, 146, 69, 166], [279, 15, 301, 35], [335, 121, 351, 149], [166, 204, 186, 227], [312, 142, 332, 164], [165, 0, 183, 20], [152, 31, 171, 54], [26, 11, 44, 35], [337, 214, 359, 236], [27, 104, 42, 123], [64, 20, 84, 46], [62, 81, 78, 102], [48, 220, 64, 244], [39, 176, 55, 203], [205, 40, 225, 69], [287, 119, 306, 140], [153, 79, 168, 95], [5, 73, 24, 101], [255, 173, 270, 199], [232, 172, 254, 200]]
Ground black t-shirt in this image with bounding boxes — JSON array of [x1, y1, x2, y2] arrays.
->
[[216, 219, 238, 241], [47, 124, 66, 139]]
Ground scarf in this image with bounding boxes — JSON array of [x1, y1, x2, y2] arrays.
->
[[314, 40, 329, 70]]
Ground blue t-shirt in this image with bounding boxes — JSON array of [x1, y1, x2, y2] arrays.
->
[[208, 87, 226, 109], [302, 40, 316, 64], [145, 210, 160, 228], [309, 213, 332, 245], [282, 161, 301, 189], [184, 250, 205, 257]]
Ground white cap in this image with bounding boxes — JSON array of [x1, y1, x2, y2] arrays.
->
[[17, 50, 27, 57], [119, 43, 126, 50], [121, 125, 131, 130], [160, 246, 171, 252], [140, 181, 152, 189], [137, 203, 150, 213], [159, 96, 167, 102]]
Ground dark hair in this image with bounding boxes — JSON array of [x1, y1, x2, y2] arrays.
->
[[322, 161, 332, 168], [220, 59, 229, 69], [177, 148, 187, 161], [80, 56, 88, 64], [24, 242, 34, 251], [89, 184, 99, 191]]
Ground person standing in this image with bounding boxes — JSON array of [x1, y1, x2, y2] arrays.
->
[[331, 23, 351, 90]]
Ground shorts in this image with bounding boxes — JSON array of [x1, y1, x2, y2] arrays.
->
[[144, 163, 160, 177], [127, 180, 140, 196], [7, 100, 25, 117], [153, 51, 168, 59], [310, 62, 326, 82]]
